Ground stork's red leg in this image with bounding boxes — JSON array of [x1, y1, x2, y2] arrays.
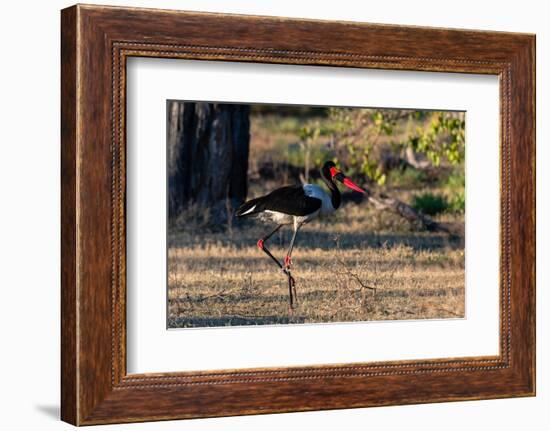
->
[[283, 223, 302, 308], [257, 224, 284, 270], [283, 222, 302, 271], [257, 224, 298, 309]]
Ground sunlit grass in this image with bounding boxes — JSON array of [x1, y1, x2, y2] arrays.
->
[[168, 202, 464, 328]]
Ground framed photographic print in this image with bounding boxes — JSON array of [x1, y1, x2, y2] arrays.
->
[[61, 4, 535, 425]]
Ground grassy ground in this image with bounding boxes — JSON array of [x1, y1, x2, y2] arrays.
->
[[167, 203, 464, 328]]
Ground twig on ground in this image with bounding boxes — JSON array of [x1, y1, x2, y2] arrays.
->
[[334, 254, 377, 293]]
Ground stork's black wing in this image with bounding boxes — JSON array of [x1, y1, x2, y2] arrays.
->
[[262, 185, 323, 216], [236, 185, 322, 217]]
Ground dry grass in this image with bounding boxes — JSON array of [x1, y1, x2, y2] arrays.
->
[[167, 203, 464, 328]]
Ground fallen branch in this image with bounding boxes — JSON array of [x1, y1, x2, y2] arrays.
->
[[366, 192, 452, 234]]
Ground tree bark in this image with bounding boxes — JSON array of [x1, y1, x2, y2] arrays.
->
[[168, 101, 250, 223]]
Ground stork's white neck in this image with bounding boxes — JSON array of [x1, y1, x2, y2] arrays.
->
[[303, 184, 337, 216]]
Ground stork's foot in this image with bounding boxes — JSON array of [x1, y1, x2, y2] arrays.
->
[[286, 272, 297, 310], [283, 270, 296, 287]]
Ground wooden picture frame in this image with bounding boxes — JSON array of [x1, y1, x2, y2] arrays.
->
[[61, 4, 535, 425]]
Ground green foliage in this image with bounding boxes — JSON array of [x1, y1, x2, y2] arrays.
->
[[304, 108, 465, 184], [443, 170, 466, 190], [286, 143, 332, 169], [412, 193, 449, 216], [298, 122, 321, 142], [412, 188, 464, 216], [387, 167, 427, 188], [259, 116, 305, 135], [441, 169, 465, 214], [251, 106, 465, 192], [405, 113, 465, 166], [448, 191, 465, 214]]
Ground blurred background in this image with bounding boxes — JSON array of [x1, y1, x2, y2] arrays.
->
[[168, 102, 465, 228]]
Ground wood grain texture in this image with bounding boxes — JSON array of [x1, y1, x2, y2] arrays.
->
[[60, 5, 78, 425], [60, 4, 536, 425]]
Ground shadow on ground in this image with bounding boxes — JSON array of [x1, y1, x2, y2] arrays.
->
[[169, 315, 306, 328], [170, 228, 463, 252]]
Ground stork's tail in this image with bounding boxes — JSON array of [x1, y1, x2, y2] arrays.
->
[[235, 197, 264, 218]]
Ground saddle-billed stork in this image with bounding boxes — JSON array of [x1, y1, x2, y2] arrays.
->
[[236, 160, 367, 309]]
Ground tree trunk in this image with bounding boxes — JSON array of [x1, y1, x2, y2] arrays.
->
[[168, 101, 250, 223]]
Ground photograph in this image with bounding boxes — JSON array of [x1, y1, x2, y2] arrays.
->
[[167, 101, 466, 328]]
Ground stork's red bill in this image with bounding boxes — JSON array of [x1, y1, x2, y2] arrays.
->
[[329, 166, 368, 194]]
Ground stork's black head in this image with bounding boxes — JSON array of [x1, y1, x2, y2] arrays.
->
[[321, 160, 336, 179], [320, 161, 367, 194]]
